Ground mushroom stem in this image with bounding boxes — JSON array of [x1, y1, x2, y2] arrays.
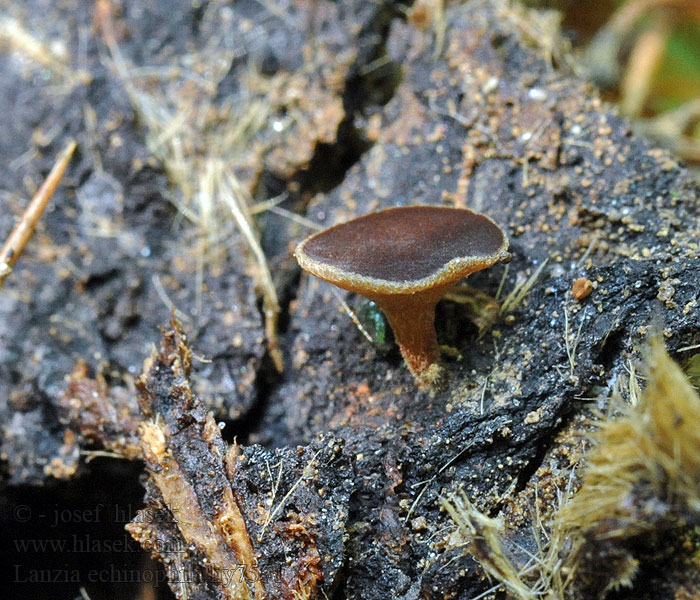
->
[[371, 290, 445, 387]]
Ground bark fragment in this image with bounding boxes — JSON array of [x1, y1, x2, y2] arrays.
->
[[126, 318, 352, 599]]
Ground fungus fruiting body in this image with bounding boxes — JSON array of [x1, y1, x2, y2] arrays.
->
[[295, 206, 509, 387]]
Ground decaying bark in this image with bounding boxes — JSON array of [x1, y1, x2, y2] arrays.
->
[[125, 318, 352, 599]]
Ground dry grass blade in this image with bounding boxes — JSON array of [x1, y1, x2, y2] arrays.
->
[[559, 337, 700, 529], [563, 303, 585, 376], [258, 449, 323, 542], [500, 259, 548, 315], [449, 340, 700, 599], [0, 17, 91, 87], [0, 139, 77, 290], [619, 17, 669, 117], [442, 491, 537, 600], [96, 0, 285, 370], [220, 169, 283, 371], [441, 479, 583, 599], [330, 287, 374, 344]]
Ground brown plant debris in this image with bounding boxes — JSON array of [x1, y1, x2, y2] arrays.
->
[[126, 318, 352, 599], [59, 360, 142, 460], [442, 491, 535, 600]]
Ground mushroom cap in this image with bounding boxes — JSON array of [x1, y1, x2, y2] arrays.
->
[[295, 205, 509, 295]]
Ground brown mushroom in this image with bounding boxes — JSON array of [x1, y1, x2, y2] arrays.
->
[[294, 205, 509, 388]]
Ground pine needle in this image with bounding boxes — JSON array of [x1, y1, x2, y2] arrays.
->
[[0, 139, 76, 290]]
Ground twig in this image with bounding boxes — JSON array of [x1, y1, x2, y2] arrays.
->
[[0, 139, 76, 290]]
